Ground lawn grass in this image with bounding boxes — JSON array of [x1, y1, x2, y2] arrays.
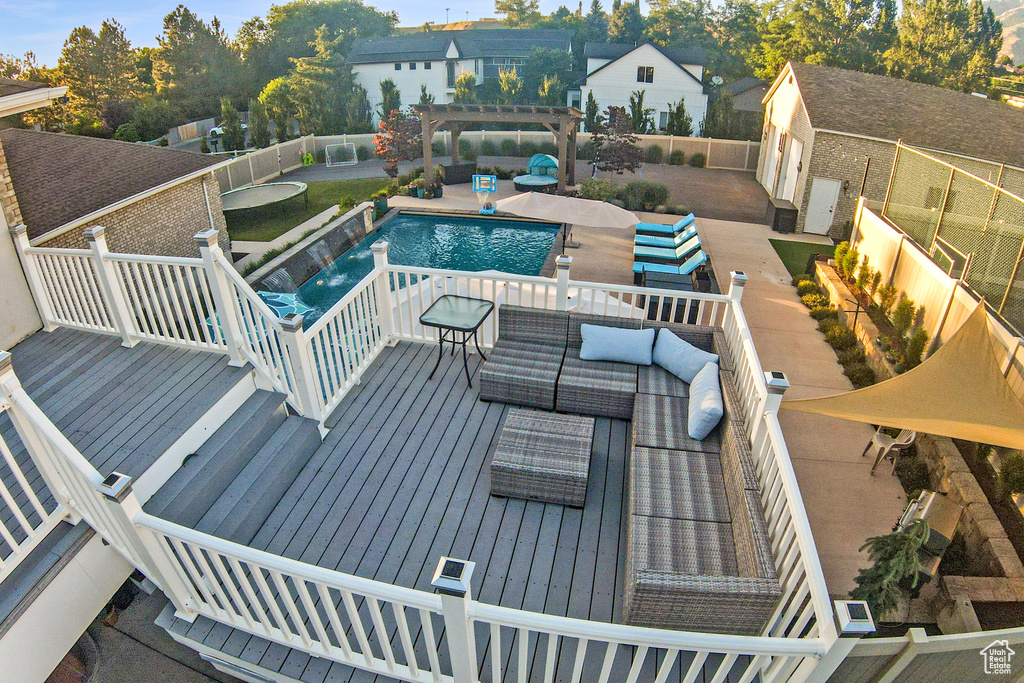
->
[[769, 238, 835, 278], [226, 178, 391, 242]]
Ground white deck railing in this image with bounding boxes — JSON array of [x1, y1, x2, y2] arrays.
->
[[7, 226, 852, 681]]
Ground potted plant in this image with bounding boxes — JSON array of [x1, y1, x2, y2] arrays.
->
[[414, 179, 426, 198], [432, 181, 444, 199], [424, 188, 434, 199], [372, 189, 389, 214]]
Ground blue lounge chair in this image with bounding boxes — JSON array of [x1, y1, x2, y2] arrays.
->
[[633, 250, 708, 276], [633, 235, 701, 263], [634, 225, 698, 248], [635, 213, 696, 237]]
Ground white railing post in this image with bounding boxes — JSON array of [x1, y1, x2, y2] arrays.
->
[[728, 270, 748, 303], [84, 226, 137, 347], [9, 224, 57, 331], [279, 313, 323, 423], [432, 557, 478, 683], [555, 254, 572, 311], [98, 472, 198, 622], [371, 241, 397, 344], [195, 229, 246, 367], [753, 371, 789, 452], [796, 600, 876, 683]]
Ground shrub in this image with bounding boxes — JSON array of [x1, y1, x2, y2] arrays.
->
[[891, 296, 917, 338], [654, 205, 668, 213], [818, 317, 842, 333], [869, 271, 883, 297], [576, 141, 596, 160], [397, 166, 424, 186], [834, 241, 849, 267], [855, 256, 872, 291], [538, 141, 558, 156], [431, 141, 447, 156], [687, 152, 706, 167], [841, 247, 860, 280], [480, 140, 498, 156], [838, 347, 866, 365], [579, 178, 616, 202], [644, 145, 664, 164], [458, 138, 476, 161], [792, 273, 812, 286], [114, 123, 140, 142], [999, 454, 1024, 496], [843, 362, 876, 388], [500, 139, 518, 156], [668, 150, 686, 165], [797, 280, 821, 297], [356, 145, 370, 161], [157, 137, 169, 146], [618, 180, 671, 211], [902, 327, 929, 370], [810, 306, 838, 321], [609, 198, 626, 208], [668, 205, 690, 215], [825, 326, 858, 350], [894, 454, 931, 496], [495, 167, 517, 180], [802, 292, 830, 309], [878, 283, 898, 315], [338, 195, 356, 211], [520, 141, 539, 157]]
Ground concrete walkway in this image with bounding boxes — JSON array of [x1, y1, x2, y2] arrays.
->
[[698, 217, 907, 597]]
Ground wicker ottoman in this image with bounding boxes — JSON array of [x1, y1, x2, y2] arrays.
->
[[490, 409, 596, 507]]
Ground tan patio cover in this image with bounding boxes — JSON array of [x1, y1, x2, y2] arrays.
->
[[782, 304, 1024, 449], [495, 192, 638, 229]]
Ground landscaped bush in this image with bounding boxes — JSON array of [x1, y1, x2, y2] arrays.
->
[[501, 139, 518, 156], [480, 140, 498, 156], [837, 347, 866, 365], [834, 241, 849, 267], [810, 306, 838, 321], [338, 195, 356, 211], [891, 296, 917, 338], [818, 317, 842, 334], [668, 150, 686, 165], [878, 283, 898, 315], [458, 138, 476, 161], [356, 145, 371, 161], [902, 328, 929, 370], [797, 280, 821, 297], [618, 180, 671, 212], [688, 152, 706, 168], [538, 141, 558, 156], [654, 205, 668, 213], [802, 292, 830, 309], [397, 166, 425, 186], [843, 362, 876, 388], [609, 198, 626, 208], [667, 205, 691, 215], [825, 326, 858, 350], [999, 454, 1024, 496], [579, 178, 616, 202], [645, 145, 664, 164], [520, 141, 539, 157], [431, 141, 447, 156], [792, 273, 812, 286]]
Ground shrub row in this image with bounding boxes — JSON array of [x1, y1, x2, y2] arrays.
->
[[796, 274, 876, 388]]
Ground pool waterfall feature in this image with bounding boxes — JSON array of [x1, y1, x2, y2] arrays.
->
[[247, 203, 561, 325]]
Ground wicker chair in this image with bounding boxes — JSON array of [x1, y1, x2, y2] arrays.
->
[[555, 312, 641, 419], [478, 305, 569, 410]]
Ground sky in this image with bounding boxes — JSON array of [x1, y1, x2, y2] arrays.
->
[[0, 0, 648, 67]]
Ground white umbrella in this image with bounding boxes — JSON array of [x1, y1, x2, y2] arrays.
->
[[495, 192, 638, 252]]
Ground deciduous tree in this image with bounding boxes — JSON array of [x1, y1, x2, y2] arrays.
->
[[499, 66, 524, 104], [454, 71, 477, 103], [374, 109, 421, 177], [495, 0, 542, 27], [259, 77, 293, 142]]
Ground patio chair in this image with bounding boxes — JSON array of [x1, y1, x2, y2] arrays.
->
[[634, 225, 698, 248], [479, 305, 569, 410], [863, 427, 917, 474], [632, 250, 708, 277], [635, 213, 696, 237], [633, 235, 702, 264]]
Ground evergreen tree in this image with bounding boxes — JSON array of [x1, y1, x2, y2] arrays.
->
[[454, 71, 477, 103], [608, 2, 646, 43], [628, 90, 655, 133], [248, 97, 271, 147], [499, 66, 524, 104], [585, 0, 609, 42], [418, 84, 435, 106], [495, 0, 542, 27], [584, 90, 603, 132], [666, 97, 693, 136], [378, 78, 402, 118], [346, 84, 373, 133], [259, 76, 293, 142], [700, 89, 742, 139], [850, 520, 928, 618], [58, 20, 142, 134], [219, 97, 246, 151], [285, 26, 352, 134]]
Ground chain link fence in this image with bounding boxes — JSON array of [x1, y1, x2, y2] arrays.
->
[[882, 143, 1024, 332]]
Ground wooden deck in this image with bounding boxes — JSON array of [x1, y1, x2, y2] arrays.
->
[[169, 340, 641, 681]]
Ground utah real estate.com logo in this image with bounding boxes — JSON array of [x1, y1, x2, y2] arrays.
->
[[980, 640, 1015, 675]]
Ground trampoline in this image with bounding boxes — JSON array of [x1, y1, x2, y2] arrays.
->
[[220, 182, 308, 213]]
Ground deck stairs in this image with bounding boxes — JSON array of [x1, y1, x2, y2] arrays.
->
[[144, 390, 323, 546]]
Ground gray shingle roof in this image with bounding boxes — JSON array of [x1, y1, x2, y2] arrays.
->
[[789, 62, 1024, 168], [0, 78, 49, 98], [0, 129, 219, 240], [350, 29, 574, 64], [584, 42, 706, 66]]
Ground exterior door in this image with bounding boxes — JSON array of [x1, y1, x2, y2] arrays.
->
[[777, 137, 803, 202], [804, 177, 842, 235], [761, 124, 780, 189]]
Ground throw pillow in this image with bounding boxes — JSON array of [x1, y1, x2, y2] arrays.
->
[[653, 328, 718, 383], [579, 324, 655, 365], [688, 362, 724, 439]]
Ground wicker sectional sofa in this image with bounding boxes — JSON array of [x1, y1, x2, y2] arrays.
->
[[479, 305, 781, 636]]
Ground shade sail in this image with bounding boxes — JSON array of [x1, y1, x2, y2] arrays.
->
[[782, 304, 1024, 450], [495, 192, 638, 230]]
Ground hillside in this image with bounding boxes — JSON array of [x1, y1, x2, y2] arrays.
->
[[986, 0, 1024, 64]]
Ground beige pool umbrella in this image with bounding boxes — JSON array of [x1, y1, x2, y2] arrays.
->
[[782, 304, 1024, 450], [495, 192, 638, 252]]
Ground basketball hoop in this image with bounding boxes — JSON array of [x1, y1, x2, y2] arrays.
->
[[473, 174, 498, 206]]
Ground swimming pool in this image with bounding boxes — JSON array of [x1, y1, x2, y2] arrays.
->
[[296, 213, 559, 322]]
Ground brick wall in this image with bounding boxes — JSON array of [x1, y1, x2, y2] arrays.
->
[[801, 133, 896, 238], [0, 137, 24, 228], [37, 174, 230, 258]]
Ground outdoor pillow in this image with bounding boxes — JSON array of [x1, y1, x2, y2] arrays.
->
[[688, 362, 724, 440], [579, 324, 655, 365], [653, 328, 719, 383]]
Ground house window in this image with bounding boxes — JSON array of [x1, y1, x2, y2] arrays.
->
[[659, 111, 669, 130], [394, 63, 401, 71], [409, 62, 416, 70], [424, 62, 431, 69], [447, 62, 456, 88], [637, 66, 654, 83]]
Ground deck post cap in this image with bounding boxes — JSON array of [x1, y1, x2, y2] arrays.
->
[[555, 255, 573, 269], [98, 472, 133, 503], [0, 351, 11, 374], [194, 228, 219, 246], [431, 557, 475, 598], [834, 600, 876, 636], [9, 224, 27, 236], [370, 240, 389, 252], [730, 271, 748, 285], [765, 371, 790, 394], [280, 313, 304, 332], [84, 225, 106, 241]]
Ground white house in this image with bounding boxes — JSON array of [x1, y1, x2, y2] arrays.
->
[[569, 42, 708, 133], [349, 29, 574, 122]]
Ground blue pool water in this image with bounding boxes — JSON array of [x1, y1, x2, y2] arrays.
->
[[297, 213, 559, 322]]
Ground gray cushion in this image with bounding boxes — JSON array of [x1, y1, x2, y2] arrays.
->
[[580, 324, 655, 365], [688, 362, 723, 440], [653, 328, 719, 383]]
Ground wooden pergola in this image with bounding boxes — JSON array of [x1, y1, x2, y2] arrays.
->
[[412, 104, 583, 194]]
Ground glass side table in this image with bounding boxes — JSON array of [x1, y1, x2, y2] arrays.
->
[[419, 295, 495, 386]]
